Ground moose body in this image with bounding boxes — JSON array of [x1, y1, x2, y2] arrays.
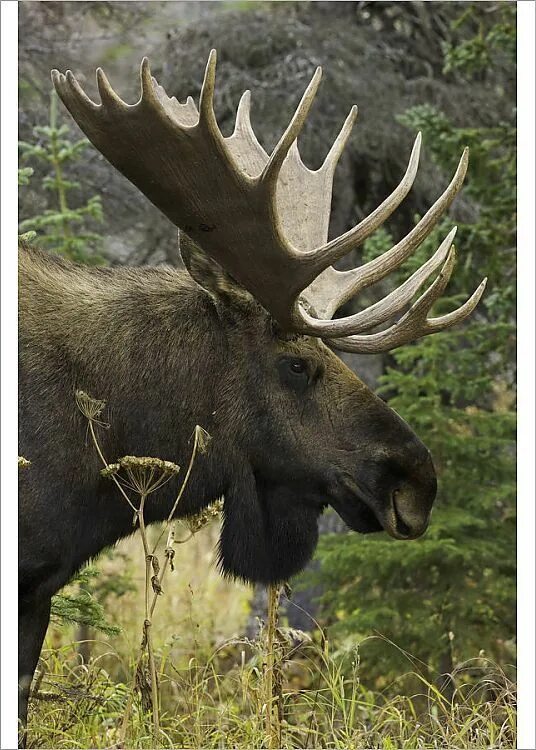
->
[[18, 242, 436, 726], [19, 51, 485, 739]]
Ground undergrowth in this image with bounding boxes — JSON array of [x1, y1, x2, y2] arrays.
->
[[28, 625, 515, 749]]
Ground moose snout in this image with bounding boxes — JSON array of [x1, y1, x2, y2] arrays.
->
[[382, 451, 437, 540], [386, 484, 433, 539]]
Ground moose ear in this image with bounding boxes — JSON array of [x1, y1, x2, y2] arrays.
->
[[179, 231, 253, 307]]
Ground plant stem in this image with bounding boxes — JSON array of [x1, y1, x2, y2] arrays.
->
[[88, 421, 137, 513], [137, 494, 160, 744], [151, 427, 203, 553], [265, 584, 281, 750]]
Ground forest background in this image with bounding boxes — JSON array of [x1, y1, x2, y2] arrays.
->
[[14, 1, 518, 748]]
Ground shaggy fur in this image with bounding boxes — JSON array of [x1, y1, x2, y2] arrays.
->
[[18, 243, 437, 729]]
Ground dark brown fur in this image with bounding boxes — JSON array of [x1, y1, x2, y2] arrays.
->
[[18, 242, 436, 730]]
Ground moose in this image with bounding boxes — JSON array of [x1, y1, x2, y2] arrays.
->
[[19, 51, 485, 733]]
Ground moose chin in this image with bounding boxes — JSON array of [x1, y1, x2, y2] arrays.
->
[[218, 446, 437, 585], [18, 49, 485, 740]]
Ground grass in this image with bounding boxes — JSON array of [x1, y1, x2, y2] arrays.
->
[[26, 636, 517, 749], [26, 528, 516, 749]]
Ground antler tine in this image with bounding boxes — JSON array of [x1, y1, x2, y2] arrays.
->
[[296, 133, 423, 287], [297, 226, 457, 336], [427, 276, 487, 333], [230, 89, 267, 156], [326, 250, 487, 354], [198, 49, 218, 131], [321, 105, 358, 174], [51, 69, 98, 116], [305, 145, 468, 300], [234, 90, 253, 136], [140, 57, 157, 103], [96, 67, 125, 108], [261, 67, 322, 197]]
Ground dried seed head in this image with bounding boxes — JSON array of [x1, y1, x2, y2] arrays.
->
[[101, 463, 120, 478], [18, 456, 31, 470], [276, 627, 313, 648], [104, 455, 181, 495], [185, 498, 224, 533], [193, 425, 212, 454], [118, 456, 180, 474], [75, 390, 106, 422]]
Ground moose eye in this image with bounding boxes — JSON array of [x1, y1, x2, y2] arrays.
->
[[277, 356, 310, 393], [290, 359, 307, 374]]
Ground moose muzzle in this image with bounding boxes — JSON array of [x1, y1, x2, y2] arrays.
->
[[369, 442, 437, 539], [329, 443, 437, 541]]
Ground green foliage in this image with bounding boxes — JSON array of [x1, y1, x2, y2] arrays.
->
[[18, 168, 38, 242], [18, 166, 34, 186], [397, 105, 515, 323], [18, 91, 105, 264], [442, 3, 516, 76], [50, 567, 121, 637], [310, 5, 516, 687], [50, 550, 137, 642]]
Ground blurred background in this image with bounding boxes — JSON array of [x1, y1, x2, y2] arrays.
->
[[18, 2, 516, 747]]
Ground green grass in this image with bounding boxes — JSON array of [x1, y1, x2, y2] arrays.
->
[[25, 531, 516, 749], [27, 636, 516, 748]]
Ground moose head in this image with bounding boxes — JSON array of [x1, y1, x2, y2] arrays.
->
[[45, 51, 486, 584]]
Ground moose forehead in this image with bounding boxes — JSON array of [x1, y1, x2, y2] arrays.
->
[[224, 299, 326, 360]]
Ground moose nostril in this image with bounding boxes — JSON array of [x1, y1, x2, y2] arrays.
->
[[392, 490, 412, 537], [391, 484, 431, 539]]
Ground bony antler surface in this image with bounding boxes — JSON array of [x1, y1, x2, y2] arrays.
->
[[51, 50, 486, 352]]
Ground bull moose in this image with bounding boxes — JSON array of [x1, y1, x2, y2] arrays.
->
[[19, 50, 486, 733]]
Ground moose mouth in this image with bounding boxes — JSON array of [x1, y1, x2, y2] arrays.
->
[[329, 474, 429, 541]]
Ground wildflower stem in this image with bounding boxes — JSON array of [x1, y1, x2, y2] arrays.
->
[[151, 427, 203, 554], [149, 526, 181, 618], [265, 584, 282, 750], [137, 494, 160, 743]]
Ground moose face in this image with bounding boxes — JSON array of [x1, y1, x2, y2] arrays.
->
[[50, 54, 483, 583], [213, 299, 437, 584]]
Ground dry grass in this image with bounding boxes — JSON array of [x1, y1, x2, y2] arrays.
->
[[27, 527, 516, 749]]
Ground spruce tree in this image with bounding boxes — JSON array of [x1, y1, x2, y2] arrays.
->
[[311, 3, 516, 689], [18, 90, 105, 264]]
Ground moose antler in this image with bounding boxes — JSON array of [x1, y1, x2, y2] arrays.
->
[[51, 50, 486, 352]]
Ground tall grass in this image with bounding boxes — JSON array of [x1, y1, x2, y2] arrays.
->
[[27, 542, 516, 750], [27, 639, 517, 749]]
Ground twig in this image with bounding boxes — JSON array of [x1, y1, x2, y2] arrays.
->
[[265, 584, 282, 750], [88, 421, 137, 514], [151, 426, 205, 553]]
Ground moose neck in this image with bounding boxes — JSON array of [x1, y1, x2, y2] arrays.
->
[[19, 246, 234, 580]]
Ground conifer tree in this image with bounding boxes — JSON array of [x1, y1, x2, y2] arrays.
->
[[19, 90, 105, 264], [311, 3, 516, 689]]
